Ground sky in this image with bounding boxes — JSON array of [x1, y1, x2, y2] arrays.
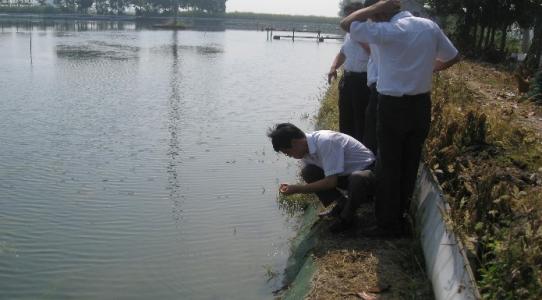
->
[[226, 0, 342, 17]]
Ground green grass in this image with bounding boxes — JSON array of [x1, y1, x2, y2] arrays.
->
[[315, 76, 340, 130]]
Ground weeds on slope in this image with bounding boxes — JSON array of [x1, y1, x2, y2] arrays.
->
[[426, 65, 542, 299]]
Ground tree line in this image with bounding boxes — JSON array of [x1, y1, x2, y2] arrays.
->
[[339, 0, 541, 72], [425, 0, 542, 73], [32, 0, 226, 16]]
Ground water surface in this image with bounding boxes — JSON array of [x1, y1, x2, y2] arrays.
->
[[0, 21, 341, 299]]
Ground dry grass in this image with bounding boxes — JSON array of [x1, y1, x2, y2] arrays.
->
[[306, 204, 433, 300], [426, 60, 542, 299]]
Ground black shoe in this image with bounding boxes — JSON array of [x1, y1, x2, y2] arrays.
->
[[360, 225, 403, 238], [329, 219, 353, 233]]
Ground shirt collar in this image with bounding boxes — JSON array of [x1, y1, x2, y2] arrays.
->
[[305, 133, 317, 155], [390, 10, 413, 22]]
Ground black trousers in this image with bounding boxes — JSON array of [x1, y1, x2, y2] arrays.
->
[[362, 83, 379, 154], [375, 93, 431, 230], [339, 72, 371, 142], [301, 164, 375, 222]]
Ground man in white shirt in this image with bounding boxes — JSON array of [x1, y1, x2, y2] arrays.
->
[[267, 123, 375, 233], [327, 2, 371, 142], [340, 0, 460, 236]]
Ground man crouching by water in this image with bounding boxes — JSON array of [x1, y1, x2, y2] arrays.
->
[[267, 123, 375, 233]]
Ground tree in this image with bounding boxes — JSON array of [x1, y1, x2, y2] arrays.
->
[[77, 0, 93, 13], [522, 0, 542, 72], [339, 0, 354, 16], [422, 0, 542, 66]]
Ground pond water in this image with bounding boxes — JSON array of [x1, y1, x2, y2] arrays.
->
[[0, 21, 341, 299]]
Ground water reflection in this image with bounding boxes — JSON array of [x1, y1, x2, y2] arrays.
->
[[167, 30, 184, 224], [0, 20, 136, 32], [56, 41, 139, 60], [0, 19, 226, 32]]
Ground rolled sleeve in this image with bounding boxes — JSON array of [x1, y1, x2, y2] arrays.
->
[[436, 28, 458, 62]]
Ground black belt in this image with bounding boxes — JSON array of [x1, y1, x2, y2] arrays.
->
[[343, 71, 367, 77], [381, 92, 430, 99]]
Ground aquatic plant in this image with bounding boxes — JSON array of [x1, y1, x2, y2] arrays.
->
[[262, 264, 278, 282], [277, 192, 316, 218]]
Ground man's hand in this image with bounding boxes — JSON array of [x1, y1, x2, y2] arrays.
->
[[279, 183, 301, 195], [433, 54, 460, 72], [327, 68, 338, 84]]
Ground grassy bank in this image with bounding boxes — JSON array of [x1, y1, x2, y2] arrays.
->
[[426, 61, 542, 298]]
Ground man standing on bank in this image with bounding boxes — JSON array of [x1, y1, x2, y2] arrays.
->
[[268, 123, 375, 233], [327, 2, 371, 142], [340, 0, 460, 236]]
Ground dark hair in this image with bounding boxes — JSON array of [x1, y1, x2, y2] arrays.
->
[[344, 2, 364, 14], [267, 123, 305, 152]]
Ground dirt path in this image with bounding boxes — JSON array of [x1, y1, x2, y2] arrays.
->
[[305, 204, 433, 300]]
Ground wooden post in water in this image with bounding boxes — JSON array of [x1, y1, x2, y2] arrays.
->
[[29, 30, 32, 65], [292, 28, 295, 42]]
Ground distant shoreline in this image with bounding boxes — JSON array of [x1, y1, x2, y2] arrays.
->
[[0, 12, 342, 33]]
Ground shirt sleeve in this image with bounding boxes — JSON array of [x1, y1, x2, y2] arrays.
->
[[350, 21, 390, 45], [435, 28, 458, 62], [318, 139, 344, 177]]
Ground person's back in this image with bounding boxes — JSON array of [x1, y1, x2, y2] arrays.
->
[[303, 130, 374, 177], [366, 11, 456, 96], [349, 9, 457, 97]]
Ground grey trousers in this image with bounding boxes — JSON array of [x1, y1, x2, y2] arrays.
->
[[375, 93, 431, 230], [301, 164, 375, 222]]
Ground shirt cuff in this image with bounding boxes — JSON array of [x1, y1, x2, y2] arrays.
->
[[324, 169, 343, 177]]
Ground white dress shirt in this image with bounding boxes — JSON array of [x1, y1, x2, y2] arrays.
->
[[349, 11, 458, 97], [341, 33, 370, 73], [367, 43, 380, 86], [303, 131, 375, 177]]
